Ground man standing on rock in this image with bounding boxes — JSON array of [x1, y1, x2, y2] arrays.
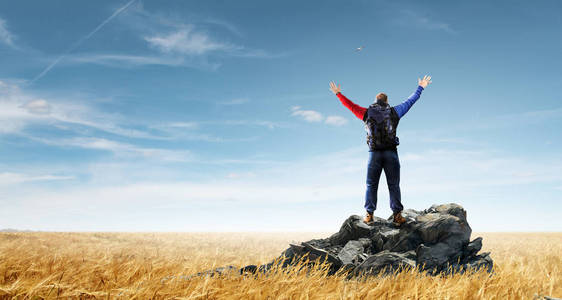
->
[[329, 75, 432, 225]]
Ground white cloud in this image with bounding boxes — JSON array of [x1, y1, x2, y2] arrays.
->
[[397, 10, 456, 34], [155, 122, 199, 129], [0, 80, 161, 138], [0, 80, 272, 145], [0, 18, 16, 48], [145, 26, 237, 55], [20, 99, 51, 115], [0, 81, 51, 133], [143, 26, 286, 59], [66, 53, 216, 69], [325, 115, 348, 126], [291, 106, 324, 122], [0, 172, 73, 185], [0, 80, 237, 142], [148, 121, 262, 142], [130, 5, 283, 58], [33, 136, 193, 162], [291, 107, 348, 126]]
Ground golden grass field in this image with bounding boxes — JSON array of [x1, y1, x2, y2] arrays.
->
[[0, 231, 560, 299]]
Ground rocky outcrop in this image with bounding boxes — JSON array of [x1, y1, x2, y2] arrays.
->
[[200, 203, 493, 278]]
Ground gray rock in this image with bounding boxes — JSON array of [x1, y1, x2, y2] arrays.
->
[[328, 215, 372, 245], [301, 242, 342, 267], [402, 250, 417, 261], [338, 240, 365, 265], [424, 203, 468, 221], [369, 232, 385, 253], [415, 213, 471, 245], [413, 209, 472, 271], [195, 203, 493, 278], [463, 237, 483, 260], [384, 231, 423, 253], [465, 252, 494, 273], [380, 228, 401, 240], [416, 242, 463, 271], [355, 250, 416, 276]]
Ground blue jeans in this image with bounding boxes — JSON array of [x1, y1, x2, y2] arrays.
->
[[365, 149, 404, 214]]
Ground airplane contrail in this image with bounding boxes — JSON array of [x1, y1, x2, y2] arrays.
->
[[29, 0, 137, 85]]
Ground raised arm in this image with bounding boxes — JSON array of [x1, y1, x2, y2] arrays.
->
[[329, 81, 367, 120], [393, 75, 432, 119]]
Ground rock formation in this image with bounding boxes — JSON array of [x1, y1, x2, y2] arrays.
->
[[199, 203, 493, 278]]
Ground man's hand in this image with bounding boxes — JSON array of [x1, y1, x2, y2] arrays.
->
[[418, 75, 432, 88], [329, 81, 342, 94]]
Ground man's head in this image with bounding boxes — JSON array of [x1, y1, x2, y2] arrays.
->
[[376, 93, 388, 103]]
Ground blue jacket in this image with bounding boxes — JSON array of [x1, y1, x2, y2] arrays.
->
[[393, 85, 424, 119]]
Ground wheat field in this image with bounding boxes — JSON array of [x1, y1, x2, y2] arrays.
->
[[0, 231, 560, 299]]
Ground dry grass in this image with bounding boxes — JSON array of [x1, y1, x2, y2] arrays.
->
[[0, 232, 560, 299]]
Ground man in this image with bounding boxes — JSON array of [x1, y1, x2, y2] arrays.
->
[[329, 75, 432, 225]]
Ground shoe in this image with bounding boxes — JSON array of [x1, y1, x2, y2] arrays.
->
[[393, 211, 406, 225], [364, 212, 374, 224]]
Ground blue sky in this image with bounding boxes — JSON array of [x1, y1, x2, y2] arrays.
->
[[0, 0, 561, 232]]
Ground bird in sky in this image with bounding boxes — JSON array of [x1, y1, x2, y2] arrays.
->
[[355, 46, 365, 52]]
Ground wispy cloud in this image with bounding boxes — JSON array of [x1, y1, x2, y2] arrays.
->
[[325, 115, 348, 126], [121, 4, 284, 64], [29, 0, 137, 84], [153, 121, 199, 130], [32, 136, 194, 162], [0, 80, 274, 147], [154, 119, 291, 131], [428, 106, 562, 134], [217, 120, 288, 130], [291, 106, 323, 122], [219, 98, 250, 105], [0, 17, 17, 48], [45, 3, 285, 72], [396, 9, 456, 34], [142, 25, 285, 59], [64, 53, 221, 70], [495, 107, 562, 124], [3, 145, 561, 231], [20, 99, 51, 115], [145, 26, 237, 55], [203, 18, 244, 37], [1, 80, 242, 142], [0, 172, 74, 185], [291, 106, 348, 126], [0, 80, 160, 138]]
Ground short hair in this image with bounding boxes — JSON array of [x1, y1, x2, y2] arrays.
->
[[376, 93, 388, 102]]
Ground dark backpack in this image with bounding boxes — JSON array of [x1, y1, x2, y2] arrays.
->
[[364, 102, 400, 150]]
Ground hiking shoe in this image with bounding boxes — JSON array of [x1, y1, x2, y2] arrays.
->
[[364, 212, 374, 224], [393, 211, 406, 225]]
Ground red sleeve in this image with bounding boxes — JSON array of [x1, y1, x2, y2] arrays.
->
[[336, 92, 367, 120]]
